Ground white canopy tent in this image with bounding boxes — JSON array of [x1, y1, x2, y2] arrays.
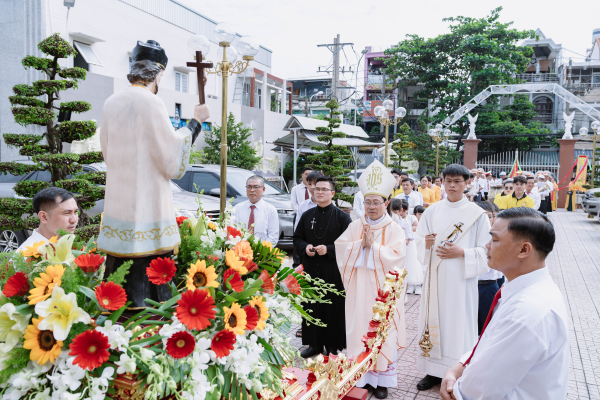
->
[[276, 116, 373, 186]]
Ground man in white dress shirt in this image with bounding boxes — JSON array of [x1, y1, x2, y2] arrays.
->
[[396, 177, 422, 214], [294, 171, 322, 232], [525, 176, 541, 211], [441, 207, 568, 400], [233, 175, 279, 245], [17, 188, 79, 252], [290, 167, 314, 213]]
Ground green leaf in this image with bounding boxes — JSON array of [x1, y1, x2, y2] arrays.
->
[[15, 304, 34, 316], [79, 286, 102, 310], [106, 260, 132, 285], [106, 303, 129, 324]]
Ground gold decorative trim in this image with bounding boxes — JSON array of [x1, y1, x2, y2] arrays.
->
[[100, 224, 179, 243]]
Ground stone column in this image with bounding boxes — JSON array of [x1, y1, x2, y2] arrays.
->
[[557, 139, 578, 208], [462, 139, 481, 170]]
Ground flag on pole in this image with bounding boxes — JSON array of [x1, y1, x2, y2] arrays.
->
[[509, 154, 521, 178]]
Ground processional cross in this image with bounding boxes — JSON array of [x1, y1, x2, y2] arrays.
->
[[186, 51, 213, 104]]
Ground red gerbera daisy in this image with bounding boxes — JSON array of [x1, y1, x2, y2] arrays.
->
[[176, 289, 216, 331], [211, 329, 236, 358], [69, 330, 111, 370], [223, 268, 244, 292], [166, 331, 195, 359], [3, 272, 30, 297], [258, 270, 274, 295], [95, 281, 127, 311], [146, 257, 176, 285], [246, 262, 258, 273], [244, 305, 259, 331], [227, 226, 241, 238], [280, 275, 301, 295], [74, 253, 105, 274], [176, 216, 188, 227]]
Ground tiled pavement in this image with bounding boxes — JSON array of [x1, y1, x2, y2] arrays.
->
[[286, 209, 600, 399]]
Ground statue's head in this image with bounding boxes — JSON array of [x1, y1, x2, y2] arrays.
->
[[127, 40, 168, 94]]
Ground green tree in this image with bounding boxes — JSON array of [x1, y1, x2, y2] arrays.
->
[[409, 114, 461, 176], [383, 7, 549, 153], [203, 113, 261, 170], [342, 110, 363, 126], [0, 33, 103, 239], [306, 99, 356, 206], [390, 123, 415, 171], [283, 154, 308, 183]]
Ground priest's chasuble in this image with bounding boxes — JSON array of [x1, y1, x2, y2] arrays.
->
[[415, 197, 491, 378], [98, 86, 194, 257], [335, 214, 407, 372]]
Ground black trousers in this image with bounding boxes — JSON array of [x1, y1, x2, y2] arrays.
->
[[539, 198, 548, 215], [105, 252, 173, 308], [478, 280, 500, 335]]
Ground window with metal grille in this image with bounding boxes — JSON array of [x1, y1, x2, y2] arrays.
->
[[175, 71, 188, 93]]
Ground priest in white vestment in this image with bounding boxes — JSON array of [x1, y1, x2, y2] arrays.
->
[[335, 160, 407, 399], [414, 164, 491, 391], [98, 40, 210, 307]]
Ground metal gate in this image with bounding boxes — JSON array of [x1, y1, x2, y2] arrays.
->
[[476, 150, 560, 177]]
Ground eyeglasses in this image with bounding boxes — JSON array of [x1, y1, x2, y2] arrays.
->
[[364, 201, 384, 208], [505, 186, 514, 190], [444, 179, 465, 185], [314, 187, 333, 192], [246, 185, 264, 190]]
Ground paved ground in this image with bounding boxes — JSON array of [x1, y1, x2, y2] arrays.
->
[[288, 209, 600, 399]]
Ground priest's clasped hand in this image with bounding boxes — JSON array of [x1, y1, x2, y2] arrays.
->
[[314, 245, 327, 255], [362, 225, 374, 248], [436, 241, 465, 260], [306, 244, 316, 256]]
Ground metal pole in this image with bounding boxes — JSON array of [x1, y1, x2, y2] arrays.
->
[[435, 138, 440, 177], [333, 34, 340, 101], [219, 46, 229, 214], [293, 130, 298, 187], [384, 121, 389, 167], [305, 97, 308, 117], [592, 130, 598, 189]]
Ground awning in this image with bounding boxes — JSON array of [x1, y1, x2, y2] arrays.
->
[[282, 115, 369, 139], [272, 131, 374, 152]]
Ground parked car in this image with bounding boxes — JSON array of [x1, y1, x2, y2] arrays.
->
[[0, 162, 220, 252], [582, 188, 600, 217], [172, 165, 294, 249]]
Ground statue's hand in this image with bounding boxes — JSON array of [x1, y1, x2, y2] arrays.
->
[[194, 104, 210, 123]]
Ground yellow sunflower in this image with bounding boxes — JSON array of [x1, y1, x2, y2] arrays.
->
[[28, 264, 65, 305], [23, 317, 63, 365], [21, 240, 46, 258], [186, 260, 219, 291], [225, 249, 247, 275], [249, 296, 270, 331], [223, 302, 247, 335]]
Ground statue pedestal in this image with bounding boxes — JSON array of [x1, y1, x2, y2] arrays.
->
[[462, 139, 481, 170], [558, 139, 578, 208]]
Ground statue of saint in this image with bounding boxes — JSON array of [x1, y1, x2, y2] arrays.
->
[[98, 40, 210, 307]]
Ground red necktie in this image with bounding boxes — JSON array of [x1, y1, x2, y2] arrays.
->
[[463, 288, 502, 366], [248, 205, 256, 234], [305, 187, 309, 200]]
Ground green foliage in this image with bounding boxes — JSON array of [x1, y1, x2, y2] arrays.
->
[[391, 123, 414, 169], [38, 32, 77, 58], [74, 223, 100, 242], [283, 154, 308, 183], [58, 120, 97, 142], [81, 171, 106, 185], [408, 114, 461, 175], [306, 99, 357, 206], [12, 106, 55, 126], [383, 7, 547, 154], [203, 113, 262, 170], [107, 260, 133, 285], [1, 33, 102, 236], [342, 110, 363, 126], [0, 347, 29, 385], [189, 148, 207, 164]]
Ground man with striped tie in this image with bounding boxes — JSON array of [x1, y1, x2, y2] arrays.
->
[[232, 175, 279, 245], [440, 208, 568, 400]]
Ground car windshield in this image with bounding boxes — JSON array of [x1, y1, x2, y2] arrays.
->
[[227, 170, 284, 195], [0, 173, 24, 183]]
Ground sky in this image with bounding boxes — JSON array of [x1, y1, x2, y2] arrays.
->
[[178, 0, 599, 89]]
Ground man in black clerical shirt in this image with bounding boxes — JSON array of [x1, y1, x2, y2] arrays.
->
[[294, 176, 352, 358]]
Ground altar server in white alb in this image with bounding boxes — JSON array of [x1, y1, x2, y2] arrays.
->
[[233, 175, 279, 245], [415, 164, 491, 391], [335, 160, 407, 399], [441, 207, 569, 400]]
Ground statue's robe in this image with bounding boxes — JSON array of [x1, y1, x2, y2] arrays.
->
[[335, 214, 407, 388]]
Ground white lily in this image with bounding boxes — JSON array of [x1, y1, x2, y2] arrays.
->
[[35, 287, 90, 341], [186, 214, 207, 238], [115, 353, 137, 375], [38, 234, 76, 264], [0, 303, 31, 348]]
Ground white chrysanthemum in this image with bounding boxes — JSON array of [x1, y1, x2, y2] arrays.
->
[[95, 320, 132, 352]]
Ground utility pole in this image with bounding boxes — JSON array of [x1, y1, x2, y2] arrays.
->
[[305, 97, 309, 117], [317, 35, 353, 102], [380, 70, 385, 135]]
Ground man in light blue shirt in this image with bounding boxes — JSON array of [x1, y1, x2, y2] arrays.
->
[[232, 175, 279, 245]]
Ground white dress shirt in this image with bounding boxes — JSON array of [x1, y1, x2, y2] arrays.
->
[[17, 229, 48, 252], [290, 182, 308, 213], [294, 197, 317, 231], [394, 191, 422, 214], [353, 191, 365, 220], [526, 190, 542, 210], [478, 177, 488, 193], [454, 267, 569, 400], [233, 199, 279, 245]]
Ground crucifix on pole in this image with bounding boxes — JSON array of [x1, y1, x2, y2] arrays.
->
[[186, 51, 213, 104]]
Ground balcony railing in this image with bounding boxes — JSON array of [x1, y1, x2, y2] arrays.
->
[[515, 73, 558, 83]]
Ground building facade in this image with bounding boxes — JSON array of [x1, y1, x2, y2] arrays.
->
[[0, 0, 294, 165]]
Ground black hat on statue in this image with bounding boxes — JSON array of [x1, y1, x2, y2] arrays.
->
[[131, 40, 168, 69]]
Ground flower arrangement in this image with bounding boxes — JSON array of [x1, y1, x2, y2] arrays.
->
[[0, 200, 342, 400]]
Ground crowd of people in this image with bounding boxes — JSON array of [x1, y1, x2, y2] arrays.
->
[[18, 161, 568, 400]]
